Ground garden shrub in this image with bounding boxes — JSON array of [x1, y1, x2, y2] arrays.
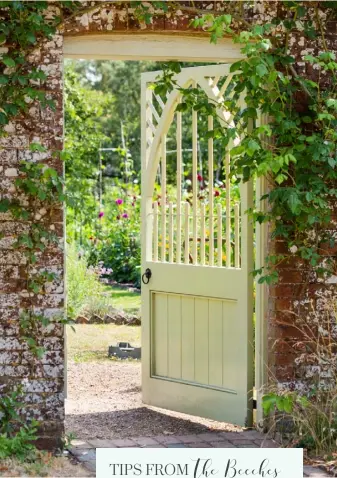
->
[[66, 242, 108, 319], [84, 183, 142, 288]]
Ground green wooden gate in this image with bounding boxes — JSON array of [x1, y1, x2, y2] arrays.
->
[[141, 64, 254, 427]]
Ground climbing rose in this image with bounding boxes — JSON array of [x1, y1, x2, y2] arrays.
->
[[197, 174, 203, 182], [115, 198, 123, 205], [98, 211, 104, 218], [214, 190, 220, 197], [122, 213, 129, 219]]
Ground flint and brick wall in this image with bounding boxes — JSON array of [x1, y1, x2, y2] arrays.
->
[[0, 1, 336, 448], [0, 29, 64, 447]]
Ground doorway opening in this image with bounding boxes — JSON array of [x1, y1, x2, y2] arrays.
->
[[64, 53, 259, 443]]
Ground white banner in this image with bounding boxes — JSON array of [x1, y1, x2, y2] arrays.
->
[[96, 448, 303, 478]]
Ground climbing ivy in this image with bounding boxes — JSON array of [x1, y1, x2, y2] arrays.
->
[[205, 2, 337, 283], [1, 0, 337, 449], [155, 2, 337, 283]]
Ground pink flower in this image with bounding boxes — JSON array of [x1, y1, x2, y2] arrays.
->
[[122, 213, 129, 219], [197, 174, 203, 182], [115, 199, 123, 205], [98, 211, 104, 218]]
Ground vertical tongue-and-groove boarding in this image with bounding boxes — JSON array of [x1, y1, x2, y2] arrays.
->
[[141, 64, 254, 427]]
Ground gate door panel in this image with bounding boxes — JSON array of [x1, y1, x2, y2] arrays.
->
[[141, 65, 253, 426]]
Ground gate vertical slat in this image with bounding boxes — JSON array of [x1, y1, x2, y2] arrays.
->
[[153, 201, 159, 262], [200, 203, 206, 266], [225, 152, 231, 267], [168, 202, 174, 263], [192, 93, 198, 265], [234, 203, 240, 268], [217, 203, 223, 267], [184, 202, 190, 264], [208, 115, 214, 267], [161, 137, 167, 262], [176, 104, 182, 264]]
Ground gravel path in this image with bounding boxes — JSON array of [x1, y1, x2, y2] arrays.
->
[[65, 361, 242, 440]]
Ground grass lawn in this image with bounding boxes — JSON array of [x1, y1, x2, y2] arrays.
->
[[67, 324, 141, 362], [102, 284, 141, 312]]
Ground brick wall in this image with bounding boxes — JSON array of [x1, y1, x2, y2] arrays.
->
[[268, 18, 337, 390], [1, 1, 336, 448], [0, 28, 65, 448]]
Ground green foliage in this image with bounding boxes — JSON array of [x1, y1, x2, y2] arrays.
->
[[66, 242, 105, 319], [68, 181, 141, 288], [0, 386, 39, 460], [263, 390, 337, 454], [66, 59, 161, 175], [160, 3, 337, 282], [0, 386, 24, 435], [0, 425, 38, 461], [88, 183, 141, 287], [64, 65, 114, 233]]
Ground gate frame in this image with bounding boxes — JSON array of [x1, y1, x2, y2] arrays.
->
[[63, 32, 267, 425]]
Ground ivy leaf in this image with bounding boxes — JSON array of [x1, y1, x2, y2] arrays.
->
[[326, 98, 337, 109], [246, 139, 260, 156], [256, 63, 268, 77], [35, 347, 45, 359], [252, 25, 264, 36], [287, 190, 301, 214], [0, 112, 8, 124], [30, 142, 47, 152], [0, 199, 10, 212], [262, 393, 277, 415], [230, 61, 242, 73], [2, 57, 15, 68], [37, 190, 47, 200], [283, 396, 294, 414], [26, 32, 36, 44], [328, 157, 336, 169], [296, 6, 306, 18], [275, 173, 287, 184]]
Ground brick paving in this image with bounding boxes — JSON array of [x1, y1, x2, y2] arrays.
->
[[69, 431, 329, 477]]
